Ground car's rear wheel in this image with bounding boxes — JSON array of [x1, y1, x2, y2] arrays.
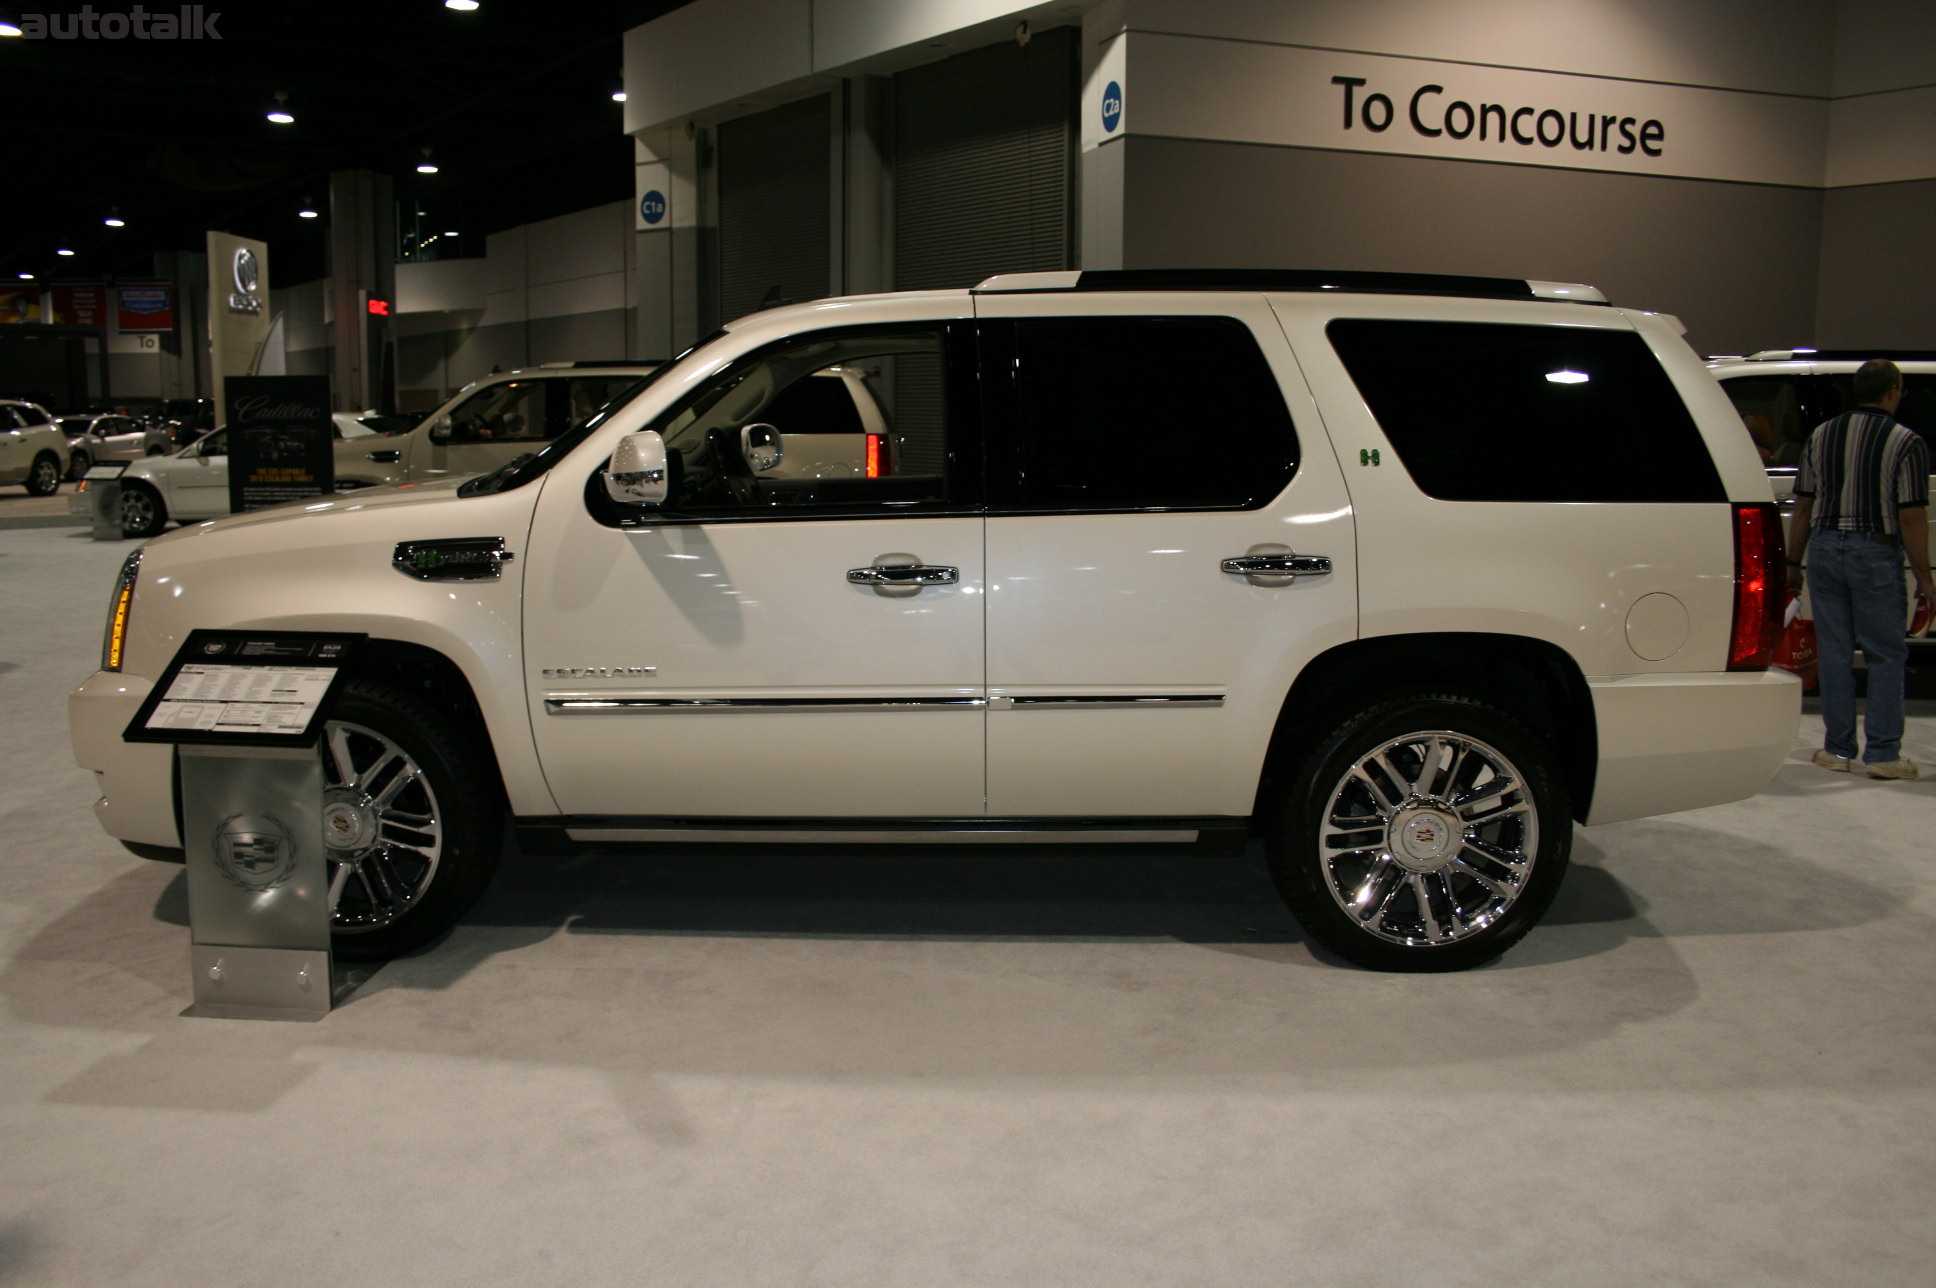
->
[[1268, 692, 1570, 972], [119, 483, 166, 538], [321, 681, 502, 960], [24, 452, 61, 495]]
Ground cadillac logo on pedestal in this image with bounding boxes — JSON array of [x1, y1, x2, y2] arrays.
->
[[228, 247, 262, 314], [211, 811, 298, 891]]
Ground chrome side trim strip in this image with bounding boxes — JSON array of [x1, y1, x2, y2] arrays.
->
[[564, 827, 1201, 845], [546, 697, 985, 714], [545, 695, 1224, 714], [997, 695, 1224, 710]]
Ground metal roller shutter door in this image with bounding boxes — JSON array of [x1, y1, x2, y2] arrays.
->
[[717, 95, 831, 324], [893, 30, 1075, 293]]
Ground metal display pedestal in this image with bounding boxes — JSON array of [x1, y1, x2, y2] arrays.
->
[[87, 478, 123, 540], [179, 743, 334, 1021]]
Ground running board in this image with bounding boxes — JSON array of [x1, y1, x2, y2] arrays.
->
[[516, 817, 1251, 854]]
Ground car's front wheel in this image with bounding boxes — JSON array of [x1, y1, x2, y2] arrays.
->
[[1268, 692, 1570, 972], [321, 681, 503, 960], [24, 452, 61, 495], [67, 448, 93, 481], [118, 483, 166, 538]]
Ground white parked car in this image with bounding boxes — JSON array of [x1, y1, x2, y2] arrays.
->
[[332, 364, 656, 491], [1, 399, 68, 494], [104, 419, 392, 538], [60, 412, 175, 480], [1709, 349, 1936, 634], [70, 270, 1798, 971]]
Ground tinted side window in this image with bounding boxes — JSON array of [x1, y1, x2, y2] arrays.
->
[[589, 325, 969, 523], [1898, 375, 1936, 452], [1822, 372, 1936, 454], [566, 375, 640, 427], [990, 317, 1298, 512], [1720, 375, 1811, 466], [1328, 319, 1725, 503], [17, 405, 50, 426]]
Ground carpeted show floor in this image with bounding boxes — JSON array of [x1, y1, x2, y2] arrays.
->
[[3, 513, 1934, 1287]]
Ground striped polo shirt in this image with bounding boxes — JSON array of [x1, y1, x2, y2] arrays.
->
[[1795, 408, 1930, 537]]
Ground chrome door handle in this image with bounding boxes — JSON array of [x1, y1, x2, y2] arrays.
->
[[848, 554, 958, 598], [1221, 552, 1332, 585]]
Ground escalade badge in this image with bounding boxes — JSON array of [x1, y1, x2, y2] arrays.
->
[[542, 666, 656, 679], [393, 537, 514, 581]]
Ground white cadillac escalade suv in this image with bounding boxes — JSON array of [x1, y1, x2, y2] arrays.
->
[[68, 269, 1799, 971]]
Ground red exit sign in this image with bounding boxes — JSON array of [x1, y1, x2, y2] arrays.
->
[[367, 298, 392, 316]]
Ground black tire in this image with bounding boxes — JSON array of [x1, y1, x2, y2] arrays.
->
[[118, 483, 166, 538], [321, 681, 503, 960], [24, 452, 61, 495], [1267, 692, 1570, 972], [67, 448, 92, 481]]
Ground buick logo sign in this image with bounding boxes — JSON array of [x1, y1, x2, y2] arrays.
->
[[233, 247, 259, 294], [228, 247, 263, 314]]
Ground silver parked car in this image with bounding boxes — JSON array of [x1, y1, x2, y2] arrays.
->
[[60, 413, 175, 480]]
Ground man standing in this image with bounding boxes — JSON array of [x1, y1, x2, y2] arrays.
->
[[1787, 359, 1933, 779]]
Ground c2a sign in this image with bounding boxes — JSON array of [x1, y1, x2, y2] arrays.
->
[[1332, 75, 1665, 159]]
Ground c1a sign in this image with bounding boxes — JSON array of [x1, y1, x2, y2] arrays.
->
[[223, 376, 335, 514]]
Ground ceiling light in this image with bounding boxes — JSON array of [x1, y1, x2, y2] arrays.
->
[[17, 272, 34, 280], [445, 0, 479, 10], [55, 248, 74, 257], [444, 231, 460, 238], [266, 91, 294, 125], [0, 19, 22, 37], [103, 217, 125, 228], [1545, 370, 1590, 385], [612, 90, 626, 102], [298, 207, 319, 219], [416, 147, 439, 175]]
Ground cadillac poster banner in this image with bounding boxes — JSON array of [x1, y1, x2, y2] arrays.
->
[[222, 375, 334, 514]]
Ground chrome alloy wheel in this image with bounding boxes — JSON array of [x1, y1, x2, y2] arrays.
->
[[118, 488, 157, 533], [321, 720, 444, 934], [27, 455, 60, 494], [1317, 729, 1538, 948]]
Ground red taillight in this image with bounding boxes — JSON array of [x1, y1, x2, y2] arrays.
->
[[865, 433, 884, 479], [1728, 503, 1784, 670]]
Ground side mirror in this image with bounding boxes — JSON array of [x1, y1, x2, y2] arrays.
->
[[427, 419, 452, 444], [740, 423, 783, 473], [603, 429, 669, 505]]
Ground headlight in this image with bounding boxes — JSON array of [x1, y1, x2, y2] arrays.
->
[[102, 548, 141, 672]]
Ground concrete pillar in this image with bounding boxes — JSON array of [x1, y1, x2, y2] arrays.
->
[[327, 170, 396, 412]]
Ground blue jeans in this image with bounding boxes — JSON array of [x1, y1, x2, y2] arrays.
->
[[1808, 529, 1909, 763]]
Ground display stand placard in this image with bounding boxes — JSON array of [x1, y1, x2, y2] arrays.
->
[[128, 631, 365, 1020], [125, 630, 362, 746]]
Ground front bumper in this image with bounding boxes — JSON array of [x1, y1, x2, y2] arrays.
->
[[69, 670, 178, 847]]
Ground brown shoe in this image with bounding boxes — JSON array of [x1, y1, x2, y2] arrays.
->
[[1865, 759, 1920, 780], [1812, 749, 1852, 772]]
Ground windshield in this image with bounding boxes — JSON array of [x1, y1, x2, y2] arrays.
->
[[458, 334, 725, 496]]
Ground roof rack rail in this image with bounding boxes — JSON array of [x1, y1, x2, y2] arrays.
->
[[972, 268, 1607, 304], [1741, 348, 1936, 362]]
